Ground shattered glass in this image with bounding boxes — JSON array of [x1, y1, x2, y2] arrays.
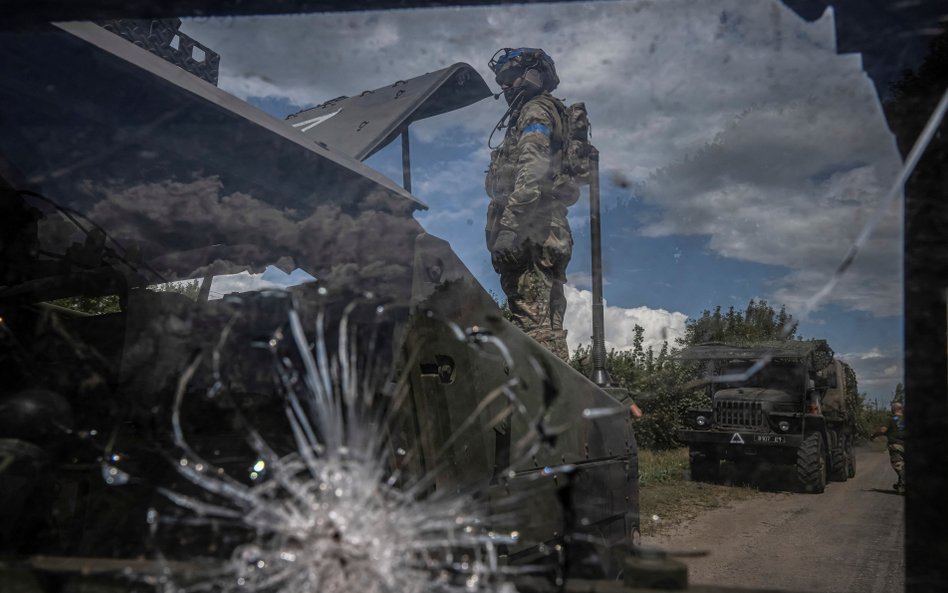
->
[[1, 1, 946, 592]]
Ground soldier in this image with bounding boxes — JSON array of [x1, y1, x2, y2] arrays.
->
[[484, 48, 578, 361], [871, 401, 906, 494]]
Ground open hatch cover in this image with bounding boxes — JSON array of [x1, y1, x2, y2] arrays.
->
[[286, 62, 492, 161]]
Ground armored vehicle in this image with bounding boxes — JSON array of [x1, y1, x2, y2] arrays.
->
[[676, 341, 856, 493], [0, 17, 638, 591]]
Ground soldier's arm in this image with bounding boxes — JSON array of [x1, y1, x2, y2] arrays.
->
[[499, 101, 557, 232]]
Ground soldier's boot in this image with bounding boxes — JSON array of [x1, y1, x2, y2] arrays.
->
[[894, 474, 906, 494]]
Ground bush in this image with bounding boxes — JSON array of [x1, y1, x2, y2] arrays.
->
[[570, 328, 706, 450]]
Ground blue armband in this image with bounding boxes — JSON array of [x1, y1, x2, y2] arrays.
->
[[521, 123, 551, 138]]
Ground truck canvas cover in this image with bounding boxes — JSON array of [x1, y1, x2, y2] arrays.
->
[[676, 340, 834, 363]]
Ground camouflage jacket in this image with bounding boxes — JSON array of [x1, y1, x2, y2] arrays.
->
[[485, 92, 571, 248], [885, 413, 906, 445]]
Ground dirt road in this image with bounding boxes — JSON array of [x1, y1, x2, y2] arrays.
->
[[648, 447, 904, 593]]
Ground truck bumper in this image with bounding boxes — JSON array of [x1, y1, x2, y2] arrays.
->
[[678, 429, 804, 449]]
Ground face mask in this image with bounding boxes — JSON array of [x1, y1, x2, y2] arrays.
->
[[498, 68, 543, 106]]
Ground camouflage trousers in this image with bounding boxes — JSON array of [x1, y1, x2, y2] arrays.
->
[[888, 443, 905, 489], [497, 227, 572, 362]]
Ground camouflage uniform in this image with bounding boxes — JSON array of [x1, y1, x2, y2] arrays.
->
[[485, 92, 572, 361], [883, 412, 906, 492]]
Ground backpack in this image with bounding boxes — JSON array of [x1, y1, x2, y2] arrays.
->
[[485, 95, 594, 207], [556, 101, 593, 183], [548, 99, 594, 205]]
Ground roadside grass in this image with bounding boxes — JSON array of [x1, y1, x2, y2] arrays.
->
[[638, 448, 763, 538]]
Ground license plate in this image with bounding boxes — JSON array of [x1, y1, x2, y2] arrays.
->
[[754, 435, 786, 444]]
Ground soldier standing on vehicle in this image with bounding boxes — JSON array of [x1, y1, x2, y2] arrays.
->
[[484, 47, 579, 362], [871, 401, 906, 494]]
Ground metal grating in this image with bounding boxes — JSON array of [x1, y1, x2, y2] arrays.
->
[[98, 19, 220, 85], [714, 399, 766, 430]]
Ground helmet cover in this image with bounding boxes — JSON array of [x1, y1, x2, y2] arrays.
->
[[488, 47, 559, 99]]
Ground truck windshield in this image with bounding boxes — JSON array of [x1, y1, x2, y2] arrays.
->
[[718, 360, 807, 393]]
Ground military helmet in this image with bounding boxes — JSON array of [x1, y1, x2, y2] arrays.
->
[[488, 47, 559, 104]]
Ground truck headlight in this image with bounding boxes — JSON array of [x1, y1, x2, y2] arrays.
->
[[778, 420, 790, 432], [695, 415, 708, 428]]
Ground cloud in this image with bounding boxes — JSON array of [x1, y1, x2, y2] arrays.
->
[[182, 0, 903, 318], [563, 285, 687, 354], [641, 93, 902, 316], [837, 346, 903, 403], [852, 347, 885, 360], [79, 176, 422, 302]]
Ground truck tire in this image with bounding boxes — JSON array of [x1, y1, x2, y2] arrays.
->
[[828, 430, 847, 482], [846, 439, 856, 478], [689, 449, 720, 483], [796, 431, 827, 493]]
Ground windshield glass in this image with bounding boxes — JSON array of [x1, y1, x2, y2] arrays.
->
[[3, 1, 943, 592], [717, 360, 806, 393]]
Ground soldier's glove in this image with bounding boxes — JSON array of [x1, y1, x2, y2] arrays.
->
[[491, 229, 521, 268]]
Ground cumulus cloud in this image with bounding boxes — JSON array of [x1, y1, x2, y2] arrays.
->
[[642, 94, 902, 316], [79, 176, 421, 301], [838, 346, 903, 403], [182, 0, 903, 318], [563, 284, 687, 354]]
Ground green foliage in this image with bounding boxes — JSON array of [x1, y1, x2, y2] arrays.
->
[[838, 363, 878, 441], [855, 400, 891, 442], [678, 299, 798, 346], [47, 295, 121, 315], [570, 326, 707, 450], [852, 382, 904, 442], [842, 361, 868, 438]]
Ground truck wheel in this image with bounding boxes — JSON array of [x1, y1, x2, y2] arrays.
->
[[689, 449, 720, 483], [828, 431, 847, 482], [846, 439, 856, 478], [796, 431, 827, 494]]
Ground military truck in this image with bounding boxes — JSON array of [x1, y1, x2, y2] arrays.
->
[[0, 17, 638, 591], [676, 341, 856, 493]]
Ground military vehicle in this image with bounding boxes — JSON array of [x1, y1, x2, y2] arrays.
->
[[676, 341, 856, 493], [0, 17, 638, 591]]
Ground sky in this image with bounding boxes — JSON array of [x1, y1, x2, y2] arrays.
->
[[181, 0, 908, 403]]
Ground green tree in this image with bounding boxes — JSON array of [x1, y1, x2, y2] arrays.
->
[[678, 298, 798, 346]]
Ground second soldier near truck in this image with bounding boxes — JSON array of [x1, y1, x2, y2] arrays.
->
[[484, 48, 578, 362], [872, 401, 907, 494]]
